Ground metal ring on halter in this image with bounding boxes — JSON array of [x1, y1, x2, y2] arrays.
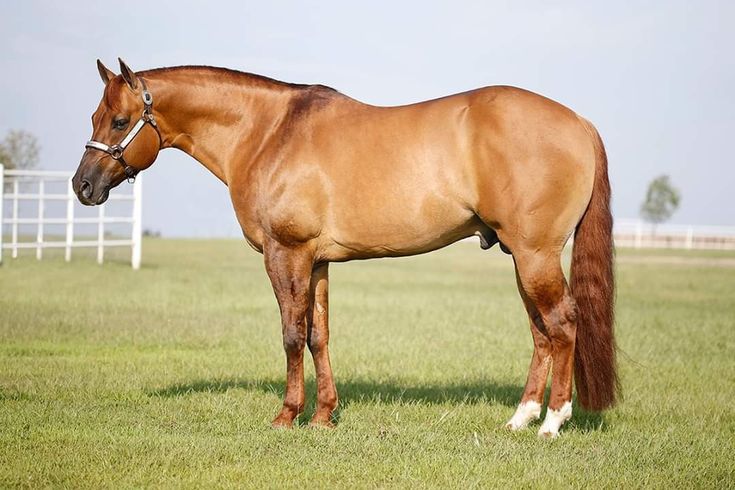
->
[[123, 164, 138, 184], [108, 145, 124, 160]]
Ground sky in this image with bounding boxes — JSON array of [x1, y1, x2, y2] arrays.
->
[[1, 1, 733, 236]]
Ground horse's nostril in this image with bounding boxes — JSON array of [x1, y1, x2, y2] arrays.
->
[[80, 179, 93, 199]]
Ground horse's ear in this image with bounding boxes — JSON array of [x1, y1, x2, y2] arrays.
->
[[97, 59, 115, 86], [118, 58, 139, 90]]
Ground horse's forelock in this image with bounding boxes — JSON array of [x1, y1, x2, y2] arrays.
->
[[102, 77, 128, 112]]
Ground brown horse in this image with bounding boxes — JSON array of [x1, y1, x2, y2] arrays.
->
[[73, 59, 618, 438]]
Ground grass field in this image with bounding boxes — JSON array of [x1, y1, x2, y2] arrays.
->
[[1, 239, 733, 488]]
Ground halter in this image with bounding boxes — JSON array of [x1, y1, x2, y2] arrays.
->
[[85, 79, 160, 183]]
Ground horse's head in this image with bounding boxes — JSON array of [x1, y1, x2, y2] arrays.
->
[[72, 59, 161, 205]]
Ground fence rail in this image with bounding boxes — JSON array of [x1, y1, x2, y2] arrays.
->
[[0, 165, 142, 268], [613, 219, 735, 250]]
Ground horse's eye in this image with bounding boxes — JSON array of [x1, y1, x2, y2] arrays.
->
[[113, 118, 129, 130]]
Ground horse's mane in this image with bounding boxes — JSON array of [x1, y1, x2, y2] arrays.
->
[[140, 65, 338, 94]]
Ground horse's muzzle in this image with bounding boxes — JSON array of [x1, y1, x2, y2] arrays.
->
[[79, 179, 93, 200], [72, 167, 111, 206]]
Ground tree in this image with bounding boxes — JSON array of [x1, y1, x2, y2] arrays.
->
[[0, 130, 40, 171], [640, 175, 681, 226]]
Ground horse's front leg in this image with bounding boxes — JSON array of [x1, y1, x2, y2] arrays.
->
[[264, 241, 314, 428], [307, 262, 338, 427]]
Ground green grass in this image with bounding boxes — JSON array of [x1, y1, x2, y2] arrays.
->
[[1, 239, 734, 488]]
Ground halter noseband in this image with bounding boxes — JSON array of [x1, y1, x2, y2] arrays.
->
[[85, 79, 160, 183]]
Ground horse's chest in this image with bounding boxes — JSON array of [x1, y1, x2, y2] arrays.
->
[[230, 175, 325, 251], [228, 185, 265, 253]]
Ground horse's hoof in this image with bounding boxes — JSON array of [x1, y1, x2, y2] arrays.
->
[[536, 402, 571, 439], [505, 401, 541, 431], [537, 428, 559, 439], [505, 417, 534, 431], [505, 421, 523, 431], [271, 416, 295, 429], [308, 416, 335, 429]]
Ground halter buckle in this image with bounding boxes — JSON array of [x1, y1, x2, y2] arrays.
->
[[142, 90, 153, 106]]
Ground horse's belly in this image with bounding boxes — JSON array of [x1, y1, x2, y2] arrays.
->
[[321, 194, 481, 261]]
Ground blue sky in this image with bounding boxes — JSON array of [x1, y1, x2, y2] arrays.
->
[[1, 1, 733, 236]]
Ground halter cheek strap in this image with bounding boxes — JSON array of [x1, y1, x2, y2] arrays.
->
[[85, 79, 160, 183]]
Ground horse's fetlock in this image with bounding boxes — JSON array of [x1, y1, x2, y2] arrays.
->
[[283, 400, 304, 417], [320, 392, 338, 411]]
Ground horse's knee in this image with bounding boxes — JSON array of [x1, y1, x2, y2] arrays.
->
[[308, 328, 328, 353], [283, 322, 307, 353]]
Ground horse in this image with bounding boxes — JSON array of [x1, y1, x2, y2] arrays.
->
[[72, 58, 618, 438]]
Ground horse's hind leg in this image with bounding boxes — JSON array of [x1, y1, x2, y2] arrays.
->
[[505, 267, 551, 430], [512, 249, 578, 438]]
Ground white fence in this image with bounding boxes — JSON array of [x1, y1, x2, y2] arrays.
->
[[0, 165, 142, 268], [613, 219, 735, 250]]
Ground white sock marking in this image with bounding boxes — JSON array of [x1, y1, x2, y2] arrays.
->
[[506, 401, 542, 430], [538, 401, 572, 438]]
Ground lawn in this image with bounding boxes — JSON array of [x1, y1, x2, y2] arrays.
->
[[0, 239, 733, 488]]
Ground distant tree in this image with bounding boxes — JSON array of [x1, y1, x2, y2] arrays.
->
[[0, 130, 40, 171], [640, 175, 681, 228]]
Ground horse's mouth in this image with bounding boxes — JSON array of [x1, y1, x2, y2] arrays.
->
[[95, 185, 111, 205], [76, 183, 111, 206]]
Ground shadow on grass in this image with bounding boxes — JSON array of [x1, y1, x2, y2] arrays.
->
[[150, 376, 520, 407], [151, 377, 520, 428], [568, 404, 607, 433], [149, 377, 608, 432]]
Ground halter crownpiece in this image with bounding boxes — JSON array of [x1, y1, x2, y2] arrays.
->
[[85, 78, 160, 183]]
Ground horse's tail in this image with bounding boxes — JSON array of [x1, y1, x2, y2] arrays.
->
[[570, 119, 619, 411]]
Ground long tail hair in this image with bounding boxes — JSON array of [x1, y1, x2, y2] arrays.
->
[[570, 119, 620, 411]]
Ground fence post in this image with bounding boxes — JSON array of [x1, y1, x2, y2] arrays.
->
[[65, 179, 74, 262], [131, 175, 142, 270], [97, 203, 104, 265], [635, 221, 643, 249], [11, 179, 18, 259], [0, 164, 4, 266], [685, 226, 693, 250], [36, 179, 44, 260]]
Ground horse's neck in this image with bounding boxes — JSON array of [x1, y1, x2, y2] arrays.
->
[[146, 70, 294, 184]]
